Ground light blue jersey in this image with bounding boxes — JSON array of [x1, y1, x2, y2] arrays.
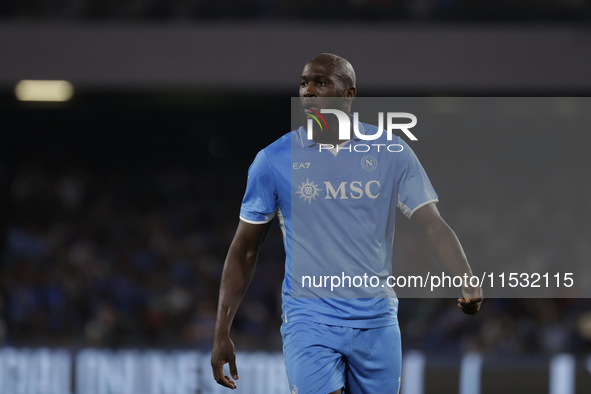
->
[[240, 123, 438, 329]]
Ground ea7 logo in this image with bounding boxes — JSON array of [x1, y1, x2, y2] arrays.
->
[[293, 162, 311, 169], [324, 180, 380, 200]]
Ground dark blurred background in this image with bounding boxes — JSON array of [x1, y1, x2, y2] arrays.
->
[[1, 0, 591, 378], [1, 0, 591, 21]]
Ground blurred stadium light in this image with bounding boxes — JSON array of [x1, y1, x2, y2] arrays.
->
[[14, 80, 74, 102]]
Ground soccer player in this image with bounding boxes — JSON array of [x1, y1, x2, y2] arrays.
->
[[211, 53, 482, 393]]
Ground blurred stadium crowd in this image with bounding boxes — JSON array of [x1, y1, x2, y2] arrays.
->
[[1, 96, 590, 358], [0, 0, 590, 21]]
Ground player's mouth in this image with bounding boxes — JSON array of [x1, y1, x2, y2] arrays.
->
[[302, 98, 320, 111]]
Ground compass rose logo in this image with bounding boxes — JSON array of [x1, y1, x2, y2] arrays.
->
[[296, 178, 322, 204]]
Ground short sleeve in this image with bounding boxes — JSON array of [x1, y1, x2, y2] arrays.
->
[[396, 141, 439, 218], [239, 149, 278, 224]]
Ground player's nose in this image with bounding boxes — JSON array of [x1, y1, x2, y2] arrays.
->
[[302, 83, 316, 97]]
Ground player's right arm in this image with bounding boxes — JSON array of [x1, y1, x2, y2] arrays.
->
[[211, 219, 271, 389]]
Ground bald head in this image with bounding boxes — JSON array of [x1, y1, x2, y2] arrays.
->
[[304, 53, 356, 94]]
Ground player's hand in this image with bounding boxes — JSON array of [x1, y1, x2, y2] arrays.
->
[[211, 334, 239, 389], [458, 286, 483, 315]]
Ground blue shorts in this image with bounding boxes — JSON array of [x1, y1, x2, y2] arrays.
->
[[281, 320, 401, 394]]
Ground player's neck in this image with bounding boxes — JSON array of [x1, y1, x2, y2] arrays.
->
[[312, 118, 352, 146], [313, 130, 350, 146]]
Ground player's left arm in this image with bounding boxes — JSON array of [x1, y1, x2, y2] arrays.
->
[[411, 202, 483, 315]]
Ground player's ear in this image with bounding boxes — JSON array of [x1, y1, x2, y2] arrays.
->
[[345, 86, 357, 98]]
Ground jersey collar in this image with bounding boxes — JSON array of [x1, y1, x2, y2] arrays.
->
[[296, 119, 366, 148]]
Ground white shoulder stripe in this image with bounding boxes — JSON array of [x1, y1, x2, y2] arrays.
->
[[398, 198, 439, 218], [239, 213, 276, 225]]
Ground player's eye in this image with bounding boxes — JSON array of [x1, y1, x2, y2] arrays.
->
[[300, 81, 307, 87]]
